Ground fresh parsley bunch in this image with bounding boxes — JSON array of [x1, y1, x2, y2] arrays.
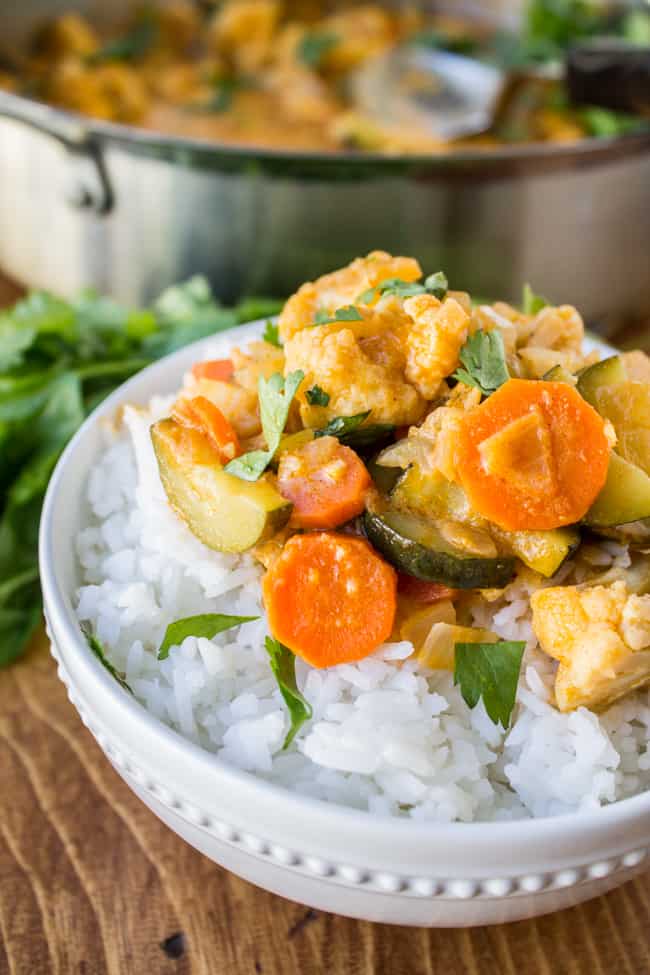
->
[[0, 278, 281, 667]]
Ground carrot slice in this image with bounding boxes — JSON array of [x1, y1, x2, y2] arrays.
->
[[456, 379, 609, 531], [191, 358, 234, 382], [172, 396, 241, 464], [262, 532, 397, 668], [277, 435, 371, 530], [397, 575, 458, 603]]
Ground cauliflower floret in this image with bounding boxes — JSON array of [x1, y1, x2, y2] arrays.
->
[[278, 251, 422, 341], [528, 305, 584, 353], [284, 320, 425, 428], [403, 295, 470, 400], [531, 580, 650, 712]]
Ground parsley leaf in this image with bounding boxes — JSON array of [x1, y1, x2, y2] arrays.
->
[[158, 613, 258, 660], [305, 385, 330, 406], [265, 637, 313, 749], [225, 370, 304, 481], [298, 30, 339, 68], [81, 624, 132, 693], [263, 319, 282, 348], [522, 283, 548, 316], [357, 271, 448, 305], [424, 271, 449, 300], [453, 330, 509, 397], [313, 305, 363, 326], [314, 411, 395, 450], [454, 640, 525, 729]]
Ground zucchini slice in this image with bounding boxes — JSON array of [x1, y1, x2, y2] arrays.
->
[[585, 452, 650, 527], [542, 364, 575, 385], [577, 355, 627, 407], [151, 419, 292, 553], [391, 465, 579, 578], [363, 508, 516, 589]]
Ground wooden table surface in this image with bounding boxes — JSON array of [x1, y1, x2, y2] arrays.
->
[[1, 273, 650, 975]]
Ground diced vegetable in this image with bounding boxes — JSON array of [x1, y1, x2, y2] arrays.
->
[[172, 395, 240, 464], [367, 454, 402, 495], [397, 575, 457, 603], [191, 358, 234, 382], [151, 418, 292, 553], [262, 532, 397, 668], [490, 525, 580, 578], [456, 379, 610, 530], [576, 355, 627, 407], [398, 601, 456, 652], [418, 623, 498, 671], [277, 435, 370, 529], [363, 507, 516, 589], [542, 364, 575, 384], [584, 452, 650, 527]]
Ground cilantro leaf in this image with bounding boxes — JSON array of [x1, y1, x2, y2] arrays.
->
[[424, 271, 449, 300], [263, 320, 282, 348], [315, 411, 370, 440], [313, 305, 363, 326], [357, 271, 448, 305], [522, 283, 548, 316], [298, 31, 339, 68], [454, 640, 525, 729], [305, 385, 330, 406], [453, 330, 509, 397], [225, 370, 304, 481], [81, 624, 132, 693], [265, 637, 313, 749], [158, 613, 258, 660]]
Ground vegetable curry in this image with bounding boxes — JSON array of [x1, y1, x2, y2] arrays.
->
[[150, 251, 650, 736], [3, 1, 648, 154]]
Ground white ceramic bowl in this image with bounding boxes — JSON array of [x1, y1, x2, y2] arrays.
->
[[39, 322, 650, 927]]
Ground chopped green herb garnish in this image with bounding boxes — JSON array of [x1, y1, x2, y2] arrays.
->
[[314, 411, 394, 450], [313, 305, 363, 326], [305, 385, 330, 407], [225, 370, 304, 481], [265, 636, 313, 748], [158, 614, 258, 661], [186, 76, 252, 114], [454, 640, 525, 729], [424, 271, 449, 300], [315, 411, 370, 440], [89, 15, 157, 63], [453, 330, 509, 397], [298, 30, 339, 68], [82, 624, 132, 693], [358, 271, 448, 305], [522, 283, 548, 316], [263, 319, 282, 348]]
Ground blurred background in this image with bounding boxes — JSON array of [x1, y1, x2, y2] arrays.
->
[[0, 0, 648, 331]]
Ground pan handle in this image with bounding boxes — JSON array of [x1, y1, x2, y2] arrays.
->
[[0, 91, 113, 214]]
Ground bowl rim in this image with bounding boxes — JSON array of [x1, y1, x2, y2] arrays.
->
[[39, 320, 650, 840]]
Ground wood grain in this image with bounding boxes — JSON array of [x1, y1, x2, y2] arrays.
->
[[1, 276, 650, 973]]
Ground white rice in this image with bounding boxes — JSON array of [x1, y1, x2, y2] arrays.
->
[[74, 396, 650, 822]]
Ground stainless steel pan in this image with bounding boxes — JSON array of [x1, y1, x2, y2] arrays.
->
[[1, 0, 649, 331]]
